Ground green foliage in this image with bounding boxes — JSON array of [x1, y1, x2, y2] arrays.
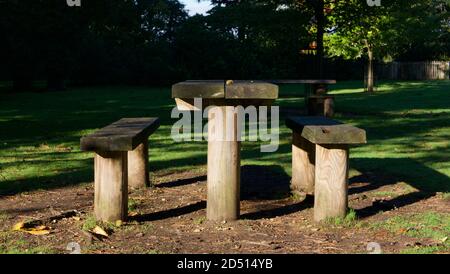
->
[[325, 0, 449, 61]]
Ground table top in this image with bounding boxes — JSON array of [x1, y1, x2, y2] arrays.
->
[[172, 80, 279, 99]]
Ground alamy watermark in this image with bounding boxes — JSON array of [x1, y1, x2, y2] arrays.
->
[[171, 98, 279, 152], [67, 0, 81, 7], [367, 0, 381, 6]]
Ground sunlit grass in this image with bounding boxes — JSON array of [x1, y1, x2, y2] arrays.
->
[[0, 81, 449, 195]]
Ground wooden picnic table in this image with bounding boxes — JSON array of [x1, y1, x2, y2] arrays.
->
[[172, 80, 279, 221], [266, 79, 337, 116], [266, 79, 336, 97]]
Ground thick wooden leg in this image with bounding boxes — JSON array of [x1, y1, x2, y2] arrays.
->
[[314, 144, 349, 222], [324, 97, 334, 118], [291, 132, 315, 195], [128, 142, 149, 189], [94, 151, 128, 222], [207, 106, 241, 221]]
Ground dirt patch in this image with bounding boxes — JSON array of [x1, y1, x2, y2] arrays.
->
[[0, 168, 448, 254]]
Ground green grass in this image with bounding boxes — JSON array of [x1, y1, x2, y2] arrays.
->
[[443, 192, 450, 201], [372, 212, 450, 254], [0, 211, 8, 222], [0, 232, 55, 254], [193, 216, 206, 225], [0, 80, 448, 197], [326, 209, 358, 227], [82, 215, 98, 232]]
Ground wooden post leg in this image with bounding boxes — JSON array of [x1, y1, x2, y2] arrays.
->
[[314, 144, 349, 222], [207, 106, 241, 221], [291, 132, 315, 195], [324, 97, 334, 118], [94, 151, 128, 222], [128, 142, 149, 189]]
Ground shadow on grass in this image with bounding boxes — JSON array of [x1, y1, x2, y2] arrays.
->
[[0, 159, 92, 196], [350, 157, 449, 218]]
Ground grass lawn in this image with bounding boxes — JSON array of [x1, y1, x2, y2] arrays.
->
[[0, 80, 449, 254]]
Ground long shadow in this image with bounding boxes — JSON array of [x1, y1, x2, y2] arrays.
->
[[241, 195, 314, 220], [131, 201, 206, 222], [0, 158, 92, 196], [350, 157, 449, 218], [240, 165, 291, 200], [156, 175, 206, 188]]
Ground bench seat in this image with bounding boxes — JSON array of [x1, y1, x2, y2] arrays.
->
[[81, 117, 160, 222], [286, 116, 366, 222]]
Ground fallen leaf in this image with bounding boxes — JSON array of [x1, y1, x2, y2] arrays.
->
[[128, 211, 139, 217], [12, 221, 50, 235], [441, 237, 448, 243], [26, 229, 51, 235], [12, 222, 25, 231], [92, 226, 109, 237]]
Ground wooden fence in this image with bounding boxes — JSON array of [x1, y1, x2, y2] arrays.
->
[[376, 61, 450, 80]]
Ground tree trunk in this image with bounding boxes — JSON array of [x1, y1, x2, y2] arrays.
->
[[315, 0, 325, 79], [367, 47, 374, 93]]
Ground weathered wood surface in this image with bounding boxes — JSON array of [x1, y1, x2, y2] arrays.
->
[[286, 116, 366, 145], [314, 144, 349, 222], [128, 142, 149, 189], [172, 80, 278, 100], [267, 79, 336, 84], [175, 98, 275, 110], [323, 97, 334, 118], [81, 117, 160, 152], [172, 81, 225, 99], [291, 132, 315, 195], [207, 106, 241, 221], [225, 81, 278, 99], [94, 151, 128, 222]]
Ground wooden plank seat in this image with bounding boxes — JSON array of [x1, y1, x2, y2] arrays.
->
[[81, 117, 160, 222], [286, 116, 366, 222]]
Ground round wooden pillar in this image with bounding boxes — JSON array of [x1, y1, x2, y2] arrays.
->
[[207, 106, 241, 221], [314, 144, 349, 222], [291, 132, 315, 195], [94, 151, 128, 222], [324, 97, 334, 118], [128, 142, 149, 189]]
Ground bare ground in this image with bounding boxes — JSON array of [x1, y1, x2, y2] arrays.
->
[[0, 166, 449, 254]]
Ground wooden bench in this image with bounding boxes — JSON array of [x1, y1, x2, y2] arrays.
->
[[286, 116, 366, 222], [80, 117, 160, 222]]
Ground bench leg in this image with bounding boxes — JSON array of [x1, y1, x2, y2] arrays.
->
[[324, 97, 335, 118], [291, 132, 315, 195], [314, 144, 349, 222], [94, 151, 128, 222], [207, 106, 241, 221], [128, 141, 149, 189]]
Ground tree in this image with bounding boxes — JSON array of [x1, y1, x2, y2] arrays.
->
[[324, 0, 394, 92], [325, 0, 449, 92]]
